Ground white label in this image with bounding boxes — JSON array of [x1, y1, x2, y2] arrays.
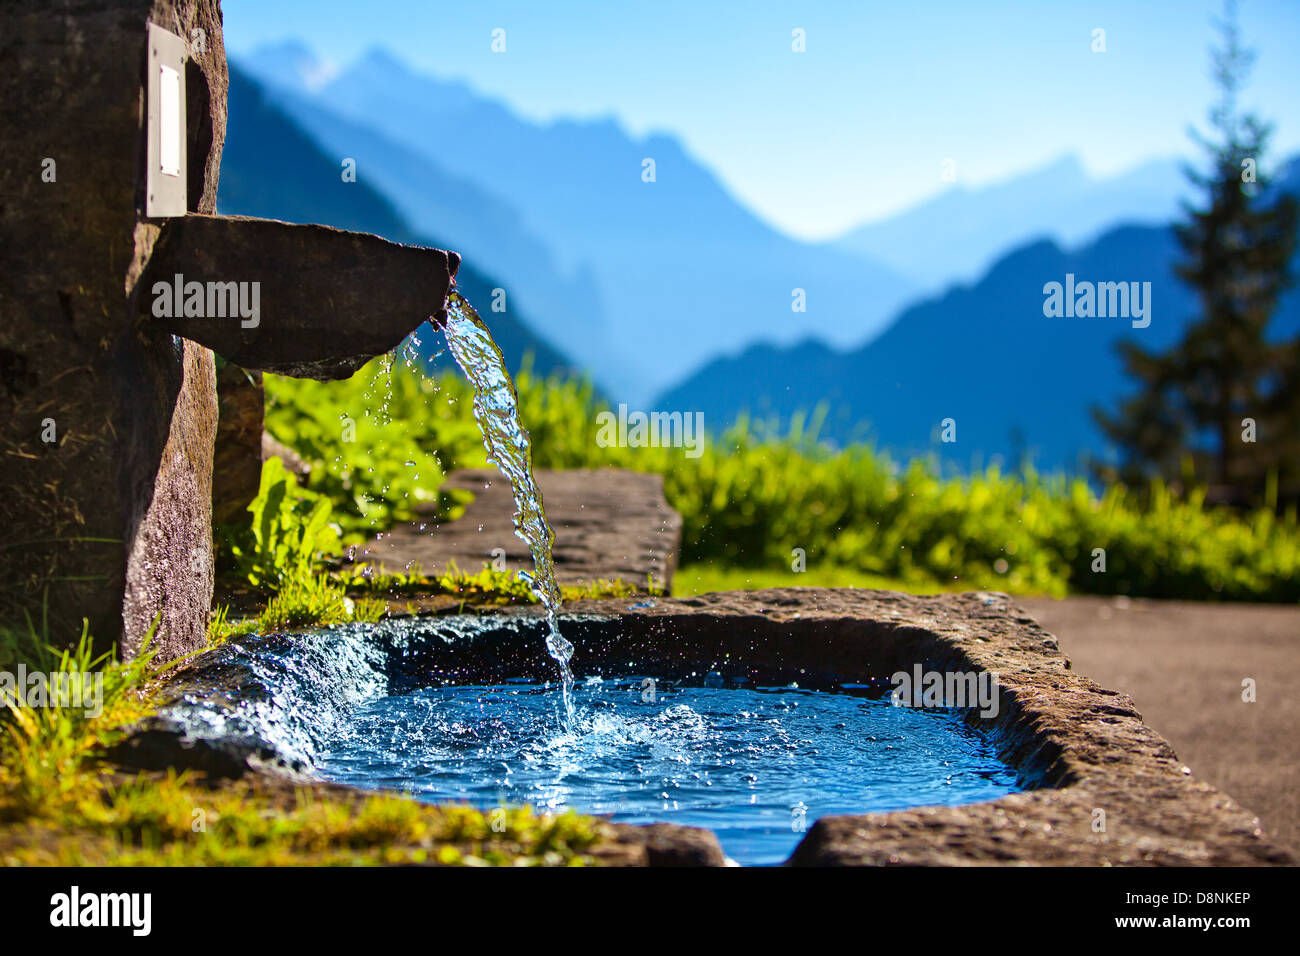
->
[[159, 64, 181, 177]]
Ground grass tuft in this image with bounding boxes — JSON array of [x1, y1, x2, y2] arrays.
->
[[0, 614, 608, 866]]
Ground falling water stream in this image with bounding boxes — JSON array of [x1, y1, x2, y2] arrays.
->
[[441, 291, 576, 725], [147, 294, 1024, 862]]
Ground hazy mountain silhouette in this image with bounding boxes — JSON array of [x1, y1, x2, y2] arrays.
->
[[224, 44, 1300, 474], [231, 44, 616, 388], [217, 64, 573, 377], [237, 44, 920, 404], [834, 155, 1191, 291], [658, 159, 1300, 473]]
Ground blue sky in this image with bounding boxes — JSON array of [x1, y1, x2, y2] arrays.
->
[[222, 0, 1300, 241]]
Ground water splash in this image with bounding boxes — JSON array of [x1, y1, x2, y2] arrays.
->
[[317, 677, 1023, 866], [442, 291, 575, 724]]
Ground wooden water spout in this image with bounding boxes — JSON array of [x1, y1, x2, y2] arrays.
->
[[0, 0, 458, 661]]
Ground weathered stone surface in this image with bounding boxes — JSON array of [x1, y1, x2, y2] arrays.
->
[[0, 0, 227, 660], [142, 214, 459, 379], [106, 725, 290, 781], [558, 588, 1290, 866], [352, 467, 681, 590], [120, 336, 219, 661], [211, 364, 264, 525], [605, 823, 730, 867]]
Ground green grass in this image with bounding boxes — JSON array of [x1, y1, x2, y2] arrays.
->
[[342, 560, 659, 605], [671, 562, 961, 597], [257, 358, 1300, 604], [206, 606, 259, 646], [1, 612, 608, 866], [206, 555, 658, 642], [4, 774, 606, 866], [0, 613, 161, 819], [258, 574, 387, 631]]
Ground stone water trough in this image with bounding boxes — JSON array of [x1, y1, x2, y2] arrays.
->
[[116, 587, 1294, 866], [4, 1, 1291, 867]]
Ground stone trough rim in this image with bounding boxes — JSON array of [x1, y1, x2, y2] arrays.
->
[[117, 586, 1294, 867]]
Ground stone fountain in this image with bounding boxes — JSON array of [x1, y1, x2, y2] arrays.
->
[[4, 2, 1293, 871], [0, 0, 459, 662]]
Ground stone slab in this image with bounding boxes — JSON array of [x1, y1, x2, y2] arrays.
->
[[143, 214, 458, 379], [0, 0, 227, 661], [0, 1, 459, 663], [557, 589, 1292, 865], [352, 467, 681, 591]]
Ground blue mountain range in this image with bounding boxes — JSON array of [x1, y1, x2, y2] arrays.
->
[[225, 43, 1300, 474], [235, 43, 919, 404], [657, 161, 1300, 473], [216, 65, 573, 378]]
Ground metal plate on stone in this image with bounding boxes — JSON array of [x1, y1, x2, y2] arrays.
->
[[146, 22, 187, 218]]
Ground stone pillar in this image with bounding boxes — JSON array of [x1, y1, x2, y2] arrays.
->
[[0, 1, 227, 661], [0, 1, 459, 662]]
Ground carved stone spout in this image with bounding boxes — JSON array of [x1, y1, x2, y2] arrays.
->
[[143, 215, 459, 379]]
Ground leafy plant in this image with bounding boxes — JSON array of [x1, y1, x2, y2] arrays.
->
[[229, 456, 341, 590], [263, 357, 481, 541]]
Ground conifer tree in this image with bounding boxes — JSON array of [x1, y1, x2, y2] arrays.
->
[[1095, 0, 1298, 501]]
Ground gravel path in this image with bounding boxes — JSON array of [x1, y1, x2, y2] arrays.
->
[[1019, 595, 1300, 855]]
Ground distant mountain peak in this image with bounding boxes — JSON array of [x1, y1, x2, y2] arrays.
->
[[323, 47, 508, 123], [1033, 153, 1088, 181], [250, 38, 315, 60], [244, 40, 338, 93], [345, 46, 430, 85], [355, 45, 407, 70], [230, 44, 918, 402], [833, 152, 1189, 290]]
